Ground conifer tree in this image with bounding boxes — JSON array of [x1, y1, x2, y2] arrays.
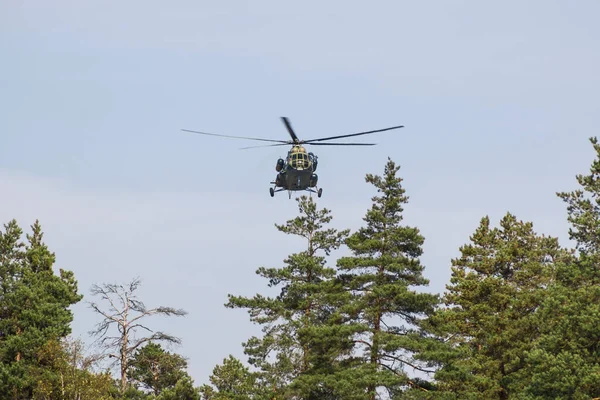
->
[[155, 375, 200, 400], [335, 158, 439, 398], [129, 342, 189, 395], [425, 213, 563, 399], [0, 219, 83, 399], [199, 355, 261, 400], [520, 136, 600, 397], [226, 195, 351, 398]]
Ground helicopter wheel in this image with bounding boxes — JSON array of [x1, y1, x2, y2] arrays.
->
[[318, 188, 322, 198], [269, 187, 274, 197]]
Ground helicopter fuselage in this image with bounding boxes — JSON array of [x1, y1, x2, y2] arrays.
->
[[275, 165, 315, 190], [271, 145, 320, 196]]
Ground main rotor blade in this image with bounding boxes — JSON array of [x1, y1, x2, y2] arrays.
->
[[239, 143, 291, 150], [182, 129, 288, 144], [307, 142, 376, 146], [303, 125, 403, 143], [281, 117, 299, 143]]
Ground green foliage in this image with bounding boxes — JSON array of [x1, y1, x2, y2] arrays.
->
[[121, 385, 151, 399], [226, 195, 351, 398], [130, 342, 189, 395], [31, 337, 116, 399], [335, 158, 439, 397], [199, 355, 263, 400], [517, 136, 600, 398], [557, 136, 600, 257], [426, 213, 563, 399], [0, 219, 83, 399], [154, 375, 200, 400], [9, 139, 600, 398]]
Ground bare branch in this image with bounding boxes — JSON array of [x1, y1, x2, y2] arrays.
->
[[126, 323, 153, 335], [353, 339, 373, 349], [129, 299, 147, 313], [155, 306, 188, 316], [378, 362, 429, 392], [380, 353, 436, 374], [129, 277, 142, 293], [128, 306, 187, 325], [127, 332, 181, 354], [88, 302, 121, 326], [90, 284, 126, 318]]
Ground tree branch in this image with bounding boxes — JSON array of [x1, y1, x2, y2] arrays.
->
[[380, 353, 435, 374], [128, 306, 187, 325], [127, 332, 181, 354], [378, 362, 429, 392]]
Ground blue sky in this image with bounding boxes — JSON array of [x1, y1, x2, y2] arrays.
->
[[1, 0, 599, 385]]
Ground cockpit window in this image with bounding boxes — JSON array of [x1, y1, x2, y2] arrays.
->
[[289, 152, 310, 169]]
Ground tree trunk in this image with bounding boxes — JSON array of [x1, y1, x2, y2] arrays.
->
[[302, 232, 315, 372], [499, 362, 509, 400], [303, 266, 313, 372], [153, 361, 159, 395], [121, 334, 128, 393], [369, 253, 385, 400], [369, 302, 381, 400], [15, 327, 21, 361]]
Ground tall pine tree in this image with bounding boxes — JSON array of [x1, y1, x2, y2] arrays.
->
[[226, 195, 352, 399], [0, 219, 82, 399], [336, 158, 439, 398], [424, 213, 563, 399], [520, 136, 600, 398]]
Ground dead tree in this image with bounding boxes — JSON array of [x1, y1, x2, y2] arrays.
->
[[88, 277, 187, 393]]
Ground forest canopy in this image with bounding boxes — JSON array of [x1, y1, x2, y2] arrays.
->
[[1, 137, 599, 399]]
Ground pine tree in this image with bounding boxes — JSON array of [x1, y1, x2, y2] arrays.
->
[[425, 213, 563, 399], [226, 195, 351, 398], [519, 136, 600, 397], [129, 342, 189, 395], [199, 355, 262, 400], [0, 219, 83, 399], [335, 158, 439, 398], [155, 375, 200, 400]]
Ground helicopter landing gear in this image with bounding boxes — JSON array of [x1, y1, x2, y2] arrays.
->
[[306, 186, 323, 198], [269, 182, 288, 198]]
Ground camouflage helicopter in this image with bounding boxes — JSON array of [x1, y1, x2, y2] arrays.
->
[[182, 117, 403, 198]]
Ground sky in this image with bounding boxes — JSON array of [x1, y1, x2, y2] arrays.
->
[[1, 0, 599, 386]]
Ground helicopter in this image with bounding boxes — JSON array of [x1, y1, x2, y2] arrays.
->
[[182, 117, 403, 198]]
